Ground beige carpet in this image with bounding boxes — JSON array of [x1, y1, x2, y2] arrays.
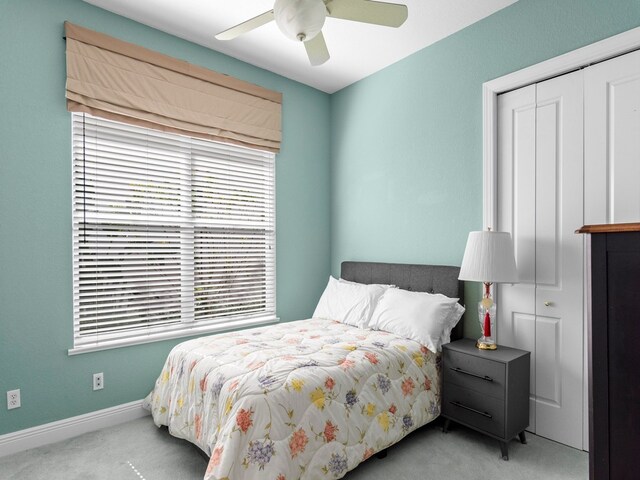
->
[[0, 416, 587, 480]]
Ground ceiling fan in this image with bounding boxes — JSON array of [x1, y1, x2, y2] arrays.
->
[[215, 0, 408, 66]]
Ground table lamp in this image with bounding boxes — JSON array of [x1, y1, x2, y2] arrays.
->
[[459, 229, 518, 350]]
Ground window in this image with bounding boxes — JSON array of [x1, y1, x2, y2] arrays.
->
[[70, 113, 276, 353]]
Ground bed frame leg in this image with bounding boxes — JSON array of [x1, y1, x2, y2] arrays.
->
[[376, 449, 388, 459]]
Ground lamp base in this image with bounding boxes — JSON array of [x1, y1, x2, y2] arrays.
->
[[477, 286, 497, 350], [476, 338, 497, 350]]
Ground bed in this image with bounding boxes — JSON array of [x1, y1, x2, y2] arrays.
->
[[144, 261, 464, 480]]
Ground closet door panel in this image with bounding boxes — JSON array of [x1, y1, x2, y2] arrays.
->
[[585, 49, 640, 224], [496, 85, 536, 346], [496, 84, 537, 431], [534, 317, 561, 404], [535, 101, 558, 288], [534, 71, 584, 450]]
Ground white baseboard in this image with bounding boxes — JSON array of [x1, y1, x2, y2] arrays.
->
[[0, 399, 149, 458]]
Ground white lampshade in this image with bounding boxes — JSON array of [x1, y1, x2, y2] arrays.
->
[[459, 230, 519, 283], [274, 0, 326, 42]]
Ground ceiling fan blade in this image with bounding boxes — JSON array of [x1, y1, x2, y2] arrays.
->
[[215, 10, 275, 41], [325, 0, 408, 28], [304, 31, 330, 66]]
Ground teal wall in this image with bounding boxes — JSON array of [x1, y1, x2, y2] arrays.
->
[[0, 0, 331, 435], [330, 0, 640, 337], [2, 0, 640, 438]]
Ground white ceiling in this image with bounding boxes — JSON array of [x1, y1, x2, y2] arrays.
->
[[82, 0, 517, 93]]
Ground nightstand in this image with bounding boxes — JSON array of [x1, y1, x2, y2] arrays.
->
[[441, 338, 530, 460]]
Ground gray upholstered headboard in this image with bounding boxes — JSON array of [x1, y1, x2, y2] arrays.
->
[[341, 261, 465, 341]]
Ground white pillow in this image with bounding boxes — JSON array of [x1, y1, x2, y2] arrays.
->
[[313, 276, 390, 328], [441, 302, 466, 347], [368, 288, 465, 353], [339, 278, 396, 289]]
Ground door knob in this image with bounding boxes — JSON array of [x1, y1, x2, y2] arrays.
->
[[544, 301, 552, 307]]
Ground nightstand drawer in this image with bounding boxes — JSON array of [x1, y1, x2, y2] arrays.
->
[[442, 383, 505, 438], [444, 349, 505, 399]]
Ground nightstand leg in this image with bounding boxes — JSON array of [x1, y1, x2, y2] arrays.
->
[[518, 431, 527, 444], [500, 441, 509, 461], [442, 418, 451, 433]]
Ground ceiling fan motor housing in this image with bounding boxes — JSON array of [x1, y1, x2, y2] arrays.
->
[[274, 0, 327, 42]]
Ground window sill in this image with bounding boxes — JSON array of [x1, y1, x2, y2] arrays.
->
[[68, 315, 280, 356]]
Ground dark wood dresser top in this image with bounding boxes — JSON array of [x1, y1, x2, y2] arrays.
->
[[576, 223, 640, 234]]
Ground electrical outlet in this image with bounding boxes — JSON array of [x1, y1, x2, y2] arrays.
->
[[7, 389, 20, 410], [93, 373, 104, 391]]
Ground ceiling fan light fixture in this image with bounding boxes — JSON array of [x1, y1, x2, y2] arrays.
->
[[274, 0, 326, 42]]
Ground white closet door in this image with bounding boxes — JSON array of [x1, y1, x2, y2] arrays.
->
[[496, 70, 584, 449], [496, 84, 537, 431], [585, 49, 640, 224], [533, 70, 584, 450]]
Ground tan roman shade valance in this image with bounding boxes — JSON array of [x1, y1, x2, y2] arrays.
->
[[64, 22, 281, 152]]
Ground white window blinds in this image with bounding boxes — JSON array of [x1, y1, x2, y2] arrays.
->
[[71, 113, 276, 352]]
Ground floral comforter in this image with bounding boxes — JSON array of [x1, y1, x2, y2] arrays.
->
[[144, 318, 442, 480]]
